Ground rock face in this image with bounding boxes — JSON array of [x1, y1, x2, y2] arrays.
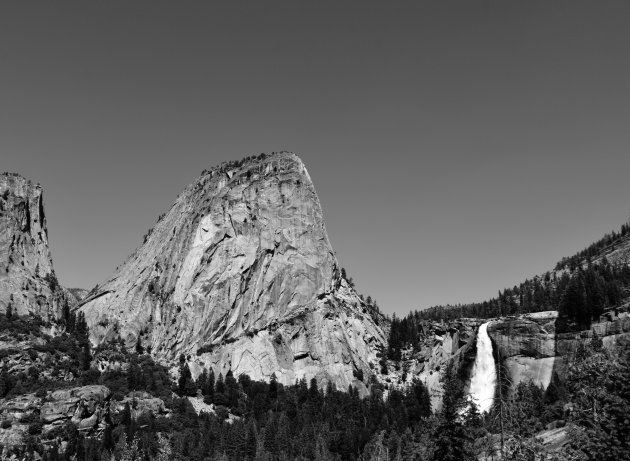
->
[[487, 312, 561, 393], [487, 311, 630, 393], [386, 319, 481, 411], [41, 385, 111, 429], [114, 391, 170, 420], [0, 173, 68, 319], [0, 385, 111, 446], [80, 152, 386, 392]]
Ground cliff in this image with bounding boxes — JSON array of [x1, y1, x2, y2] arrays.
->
[[380, 318, 482, 411], [79, 152, 386, 392], [487, 310, 630, 393], [0, 173, 69, 319]]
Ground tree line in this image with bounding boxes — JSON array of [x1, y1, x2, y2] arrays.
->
[[386, 257, 630, 361]]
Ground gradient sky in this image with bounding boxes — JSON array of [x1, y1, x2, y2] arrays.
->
[[2, 1, 630, 316]]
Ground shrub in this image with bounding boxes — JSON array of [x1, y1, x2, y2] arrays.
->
[[28, 422, 43, 435], [215, 405, 229, 421], [21, 413, 39, 425]]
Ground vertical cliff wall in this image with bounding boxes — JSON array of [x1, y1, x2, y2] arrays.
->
[[0, 173, 67, 319], [79, 152, 386, 392], [488, 310, 630, 395]]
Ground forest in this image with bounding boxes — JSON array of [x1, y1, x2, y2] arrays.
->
[[3, 307, 629, 460], [387, 258, 630, 361], [3, 225, 630, 459]]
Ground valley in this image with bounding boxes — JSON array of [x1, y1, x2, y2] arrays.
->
[[1, 154, 629, 460]]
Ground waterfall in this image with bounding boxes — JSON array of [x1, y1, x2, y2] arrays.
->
[[468, 322, 497, 413]]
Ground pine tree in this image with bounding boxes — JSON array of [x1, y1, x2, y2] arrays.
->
[[225, 370, 240, 407], [564, 343, 630, 460], [79, 342, 92, 371], [178, 361, 193, 396], [214, 372, 227, 405], [127, 355, 141, 390], [432, 363, 475, 461], [559, 271, 589, 330], [269, 373, 278, 400], [203, 368, 215, 404], [216, 372, 225, 394], [198, 368, 208, 394], [0, 367, 11, 398], [62, 300, 71, 326]]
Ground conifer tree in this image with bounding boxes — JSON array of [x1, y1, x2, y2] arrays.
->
[[178, 360, 194, 396], [432, 363, 475, 461], [268, 373, 278, 401], [198, 368, 208, 394], [225, 370, 239, 407], [203, 368, 215, 404], [0, 367, 11, 398]]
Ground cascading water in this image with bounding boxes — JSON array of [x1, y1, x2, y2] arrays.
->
[[467, 322, 497, 413]]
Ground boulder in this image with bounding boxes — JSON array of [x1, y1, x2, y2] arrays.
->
[[41, 385, 110, 426], [114, 391, 169, 419]]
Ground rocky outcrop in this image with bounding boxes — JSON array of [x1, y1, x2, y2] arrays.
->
[[41, 385, 110, 429], [80, 152, 386, 393], [0, 385, 110, 438], [487, 311, 630, 392], [487, 312, 561, 392], [488, 312, 558, 358], [384, 319, 481, 410], [67, 288, 89, 304], [0, 384, 174, 453], [114, 391, 170, 419], [0, 173, 70, 319]]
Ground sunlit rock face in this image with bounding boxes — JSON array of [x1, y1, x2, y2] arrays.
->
[[397, 319, 481, 411], [487, 312, 559, 392], [488, 311, 630, 394], [0, 173, 67, 319], [80, 152, 386, 393]]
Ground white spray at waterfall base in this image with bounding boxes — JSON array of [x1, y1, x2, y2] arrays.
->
[[467, 322, 497, 413]]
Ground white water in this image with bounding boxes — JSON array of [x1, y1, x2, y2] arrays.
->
[[468, 322, 497, 413]]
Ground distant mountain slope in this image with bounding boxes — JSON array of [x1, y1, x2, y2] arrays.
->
[[554, 222, 630, 270], [387, 220, 630, 360], [79, 152, 385, 392], [0, 173, 71, 319], [67, 288, 89, 303]]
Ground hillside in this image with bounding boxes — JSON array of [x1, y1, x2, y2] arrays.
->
[[1, 159, 629, 460], [406, 221, 630, 326]]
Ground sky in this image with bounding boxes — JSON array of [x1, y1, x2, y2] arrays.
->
[[2, 1, 630, 316]]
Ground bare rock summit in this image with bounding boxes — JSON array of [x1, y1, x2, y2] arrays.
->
[[80, 152, 386, 392]]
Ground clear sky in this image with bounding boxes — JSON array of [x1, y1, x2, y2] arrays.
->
[[2, 1, 630, 316]]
